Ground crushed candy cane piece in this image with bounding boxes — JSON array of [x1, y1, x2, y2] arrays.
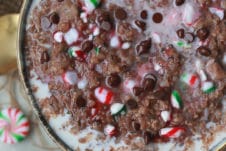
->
[[84, 0, 101, 13], [171, 90, 183, 109], [124, 80, 136, 92], [161, 111, 171, 122], [201, 81, 216, 94], [68, 46, 86, 60], [53, 31, 64, 43], [104, 124, 117, 137], [122, 42, 131, 49], [78, 79, 88, 89], [64, 28, 79, 45], [110, 35, 121, 48], [62, 71, 78, 85], [94, 87, 113, 105], [110, 103, 126, 116], [181, 73, 199, 87], [93, 27, 100, 36], [182, 3, 198, 26], [209, 7, 224, 20], [159, 127, 184, 138], [152, 32, 161, 44]]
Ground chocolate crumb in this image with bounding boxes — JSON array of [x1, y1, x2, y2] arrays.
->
[[40, 51, 50, 64], [126, 99, 138, 110]]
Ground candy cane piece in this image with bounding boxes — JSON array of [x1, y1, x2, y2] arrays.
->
[[94, 87, 113, 105]]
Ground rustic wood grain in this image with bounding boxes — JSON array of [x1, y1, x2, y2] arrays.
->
[[0, 0, 23, 16]]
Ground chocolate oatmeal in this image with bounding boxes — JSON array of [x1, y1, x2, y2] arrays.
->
[[24, 0, 226, 149]]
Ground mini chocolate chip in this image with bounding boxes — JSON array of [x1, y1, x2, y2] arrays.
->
[[126, 99, 138, 109], [76, 96, 87, 108], [152, 12, 163, 23], [100, 21, 111, 31], [49, 12, 60, 24], [143, 131, 155, 144], [197, 27, 209, 40], [140, 10, 148, 19], [133, 87, 143, 96], [197, 46, 211, 56], [135, 20, 146, 31], [40, 51, 50, 64], [41, 16, 51, 31], [143, 74, 156, 91], [184, 32, 195, 43], [114, 8, 127, 20], [106, 73, 121, 87], [132, 121, 140, 131], [176, 28, 185, 38], [136, 38, 152, 55], [82, 41, 93, 52], [175, 0, 185, 6]]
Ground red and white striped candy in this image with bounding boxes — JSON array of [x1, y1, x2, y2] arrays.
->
[[181, 73, 199, 87], [160, 111, 171, 122], [64, 28, 79, 45], [62, 71, 78, 85], [104, 124, 117, 137], [0, 108, 30, 144], [53, 31, 64, 43], [94, 87, 113, 105], [68, 46, 86, 60], [159, 127, 184, 138], [209, 7, 224, 20]]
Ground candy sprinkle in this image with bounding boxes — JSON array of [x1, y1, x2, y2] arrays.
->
[[201, 81, 216, 94], [159, 127, 184, 138], [94, 87, 113, 105], [171, 90, 183, 109]]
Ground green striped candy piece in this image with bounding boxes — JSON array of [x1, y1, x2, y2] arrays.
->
[[171, 90, 183, 109], [202, 81, 216, 94], [110, 103, 126, 121]]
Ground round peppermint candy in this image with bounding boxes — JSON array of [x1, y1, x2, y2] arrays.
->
[[0, 108, 30, 144]]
